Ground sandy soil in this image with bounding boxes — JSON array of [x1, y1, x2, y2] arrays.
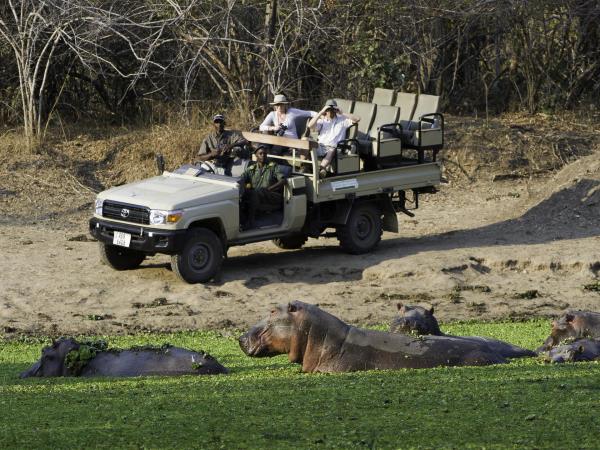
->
[[1, 117, 599, 337]]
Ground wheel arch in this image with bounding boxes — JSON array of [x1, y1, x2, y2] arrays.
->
[[188, 218, 227, 250]]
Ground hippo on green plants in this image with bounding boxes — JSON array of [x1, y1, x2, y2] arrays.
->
[[390, 303, 443, 335], [543, 339, 600, 363], [238, 301, 521, 373], [537, 311, 600, 352], [20, 338, 228, 378], [389, 303, 535, 359]]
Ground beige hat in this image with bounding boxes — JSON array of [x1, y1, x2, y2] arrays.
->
[[269, 94, 290, 105]]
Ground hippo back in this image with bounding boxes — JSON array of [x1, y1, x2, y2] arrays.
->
[[81, 347, 228, 377], [325, 327, 507, 372]]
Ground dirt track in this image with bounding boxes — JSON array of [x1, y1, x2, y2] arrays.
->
[[2, 145, 599, 337]]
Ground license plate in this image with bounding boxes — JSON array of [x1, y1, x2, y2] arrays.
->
[[113, 231, 131, 248]]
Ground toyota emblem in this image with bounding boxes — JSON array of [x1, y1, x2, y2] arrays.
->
[[120, 208, 130, 218]]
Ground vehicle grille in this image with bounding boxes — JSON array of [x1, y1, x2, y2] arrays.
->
[[102, 201, 150, 225]]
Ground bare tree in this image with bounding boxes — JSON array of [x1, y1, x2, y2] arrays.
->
[[0, 0, 193, 145]]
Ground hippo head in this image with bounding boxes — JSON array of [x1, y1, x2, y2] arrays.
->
[[389, 303, 442, 336], [239, 303, 299, 357], [20, 338, 80, 378], [545, 343, 585, 363], [538, 314, 577, 351]]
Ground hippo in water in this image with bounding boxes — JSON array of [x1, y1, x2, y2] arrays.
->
[[390, 304, 443, 335], [390, 303, 535, 359], [543, 339, 600, 363], [20, 338, 228, 378], [537, 311, 600, 352], [239, 301, 530, 373]]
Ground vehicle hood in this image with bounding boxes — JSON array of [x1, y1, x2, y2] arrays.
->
[[98, 173, 239, 210]]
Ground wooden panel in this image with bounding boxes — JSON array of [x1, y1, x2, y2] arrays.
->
[[241, 131, 317, 150]]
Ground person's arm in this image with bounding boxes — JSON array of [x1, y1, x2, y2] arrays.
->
[[267, 165, 286, 191], [259, 112, 277, 132], [308, 106, 329, 130], [197, 138, 221, 161], [240, 168, 252, 188], [289, 107, 318, 118], [341, 112, 360, 124], [221, 131, 248, 155]]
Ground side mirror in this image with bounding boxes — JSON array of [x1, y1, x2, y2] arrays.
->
[[156, 153, 165, 175]]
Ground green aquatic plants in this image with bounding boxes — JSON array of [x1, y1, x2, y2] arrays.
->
[[64, 339, 108, 375]]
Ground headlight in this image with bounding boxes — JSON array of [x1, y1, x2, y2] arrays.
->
[[149, 209, 183, 225], [94, 198, 104, 216]]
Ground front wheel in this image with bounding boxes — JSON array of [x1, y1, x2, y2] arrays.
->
[[337, 203, 382, 254], [171, 228, 223, 283], [99, 243, 146, 270]]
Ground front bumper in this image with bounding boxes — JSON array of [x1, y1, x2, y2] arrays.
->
[[89, 218, 187, 254]]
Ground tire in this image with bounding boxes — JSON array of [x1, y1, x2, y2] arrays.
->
[[337, 203, 382, 254], [99, 243, 146, 270], [171, 228, 223, 284], [272, 234, 308, 250]]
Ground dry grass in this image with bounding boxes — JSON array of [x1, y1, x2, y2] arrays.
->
[[1, 111, 599, 226]]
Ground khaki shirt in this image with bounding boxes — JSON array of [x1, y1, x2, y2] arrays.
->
[[241, 162, 284, 190], [198, 129, 245, 159]]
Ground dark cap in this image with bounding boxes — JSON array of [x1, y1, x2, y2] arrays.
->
[[212, 114, 225, 123], [254, 144, 268, 153]]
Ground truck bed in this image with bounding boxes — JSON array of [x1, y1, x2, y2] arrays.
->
[[307, 162, 441, 203]]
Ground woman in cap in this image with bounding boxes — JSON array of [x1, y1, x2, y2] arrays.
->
[[307, 99, 360, 178]]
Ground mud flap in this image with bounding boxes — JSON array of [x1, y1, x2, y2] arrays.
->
[[381, 196, 398, 233]]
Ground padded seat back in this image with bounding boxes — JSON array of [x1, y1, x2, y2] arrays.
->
[[333, 98, 354, 114], [350, 101, 376, 140], [369, 105, 400, 139], [293, 115, 308, 138], [372, 88, 395, 106], [394, 92, 417, 121], [412, 94, 440, 120], [278, 163, 293, 179]]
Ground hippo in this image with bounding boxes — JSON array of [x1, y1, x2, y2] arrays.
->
[[390, 303, 536, 359], [238, 301, 528, 373], [20, 338, 228, 378], [537, 311, 600, 352], [543, 339, 600, 363], [390, 304, 443, 335]]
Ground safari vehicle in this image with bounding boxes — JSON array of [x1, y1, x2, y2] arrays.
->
[[89, 90, 444, 283]]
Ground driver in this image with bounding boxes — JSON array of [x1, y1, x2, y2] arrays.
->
[[196, 114, 248, 176], [240, 145, 286, 230]]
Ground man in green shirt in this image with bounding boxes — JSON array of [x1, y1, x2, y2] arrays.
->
[[240, 145, 286, 229], [197, 114, 248, 176]]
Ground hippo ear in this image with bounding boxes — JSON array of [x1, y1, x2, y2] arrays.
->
[[577, 345, 585, 354], [396, 303, 403, 311], [428, 306, 435, 315], [288, 302, 298, 313], [565, 314, 575, 323]]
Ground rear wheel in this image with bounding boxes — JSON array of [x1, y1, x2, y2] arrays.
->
[[337, 203, 382, 254], [99, 243, 146, 270], [171, 228, 223, 283], [272, 234, 308, 250]]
